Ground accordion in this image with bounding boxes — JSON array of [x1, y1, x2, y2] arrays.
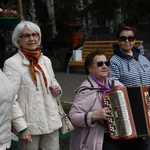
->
[[102, 86, 150, 140]]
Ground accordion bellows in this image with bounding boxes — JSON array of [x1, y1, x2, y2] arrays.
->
[[102, 86, 150, 140]]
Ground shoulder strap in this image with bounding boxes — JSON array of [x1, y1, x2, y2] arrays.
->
[[75, 86, 102, 93], [107, 76, 115, 89]]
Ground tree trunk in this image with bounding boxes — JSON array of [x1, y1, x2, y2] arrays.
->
[[78, 0, 86, 31], [18, 0, 23, 20], [29, 0, 37, 22], [87, 0, 92, 34], [46, 0, 57, 38]]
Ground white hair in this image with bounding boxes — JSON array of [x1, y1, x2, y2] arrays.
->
[[12, 21, 42, 48]]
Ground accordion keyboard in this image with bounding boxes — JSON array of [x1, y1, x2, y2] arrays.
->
[[103, 90, 132, 137]]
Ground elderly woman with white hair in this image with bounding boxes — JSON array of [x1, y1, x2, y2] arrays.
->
[[3, 21, 62, 150]]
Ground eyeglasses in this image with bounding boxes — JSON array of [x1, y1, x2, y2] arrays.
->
[[119, 36, 135, 42], [97, 61, 110, 67], [20, 33, 39, 39]]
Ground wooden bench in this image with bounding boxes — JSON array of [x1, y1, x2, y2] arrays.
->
[[67, 40, 143, 73]]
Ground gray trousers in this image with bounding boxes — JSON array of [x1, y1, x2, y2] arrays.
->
[[19, 130, 59, 150]]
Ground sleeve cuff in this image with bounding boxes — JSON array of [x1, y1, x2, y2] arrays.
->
[[19, 128, 28, 134]]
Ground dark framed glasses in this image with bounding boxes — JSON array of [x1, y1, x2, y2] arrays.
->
[[97, 61, 110, 67], [119, 36, 135, 42]]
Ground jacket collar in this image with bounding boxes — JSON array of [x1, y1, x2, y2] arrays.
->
[[18, 50, 43, 65], [87, 75, 115, 88], [75, 75, 115, 93], [113, 44, 140, 60]]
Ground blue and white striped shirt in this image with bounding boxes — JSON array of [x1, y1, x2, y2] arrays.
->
[[108, 44, 150, 90]]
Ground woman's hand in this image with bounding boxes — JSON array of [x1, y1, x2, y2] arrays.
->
[[49, 85, 61, 97], [91, 107, 111, 122], [19, 130, 32, 142]]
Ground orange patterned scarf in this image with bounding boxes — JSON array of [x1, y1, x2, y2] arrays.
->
[[21, 48, 47, 90]]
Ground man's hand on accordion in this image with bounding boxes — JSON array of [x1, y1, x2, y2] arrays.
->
[[91, 107, 111, 123]]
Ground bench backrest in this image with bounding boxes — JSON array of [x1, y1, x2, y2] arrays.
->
[[82, 40, 143, 61]]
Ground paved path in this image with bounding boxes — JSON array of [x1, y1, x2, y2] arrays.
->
[[55, 72, 86, 103], [55, 72, 86, 150]]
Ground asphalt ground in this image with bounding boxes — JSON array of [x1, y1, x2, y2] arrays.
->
[[55, 72, 87, 103], [55, 72, 87, 150]]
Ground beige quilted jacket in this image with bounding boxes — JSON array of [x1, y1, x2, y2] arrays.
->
[[3, 51, 62, 135]]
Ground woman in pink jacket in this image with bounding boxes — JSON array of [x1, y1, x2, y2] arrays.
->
[[69, 49, 123, 150]]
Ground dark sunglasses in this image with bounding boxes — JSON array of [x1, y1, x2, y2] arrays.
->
[[97, 61, 110, 67], [119, 36, 135, 42]]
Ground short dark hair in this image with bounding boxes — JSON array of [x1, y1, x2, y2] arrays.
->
[[116, 25, 137, 39], [84, 49, 107, 75]]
